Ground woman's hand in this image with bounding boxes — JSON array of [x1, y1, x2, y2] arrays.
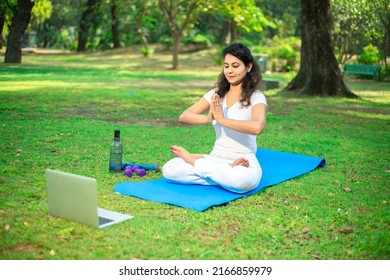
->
[[210, 93, 266, 135], [211, 93, 224, 123], [179, 97, 212, 125], [207, 109, 214, 122]]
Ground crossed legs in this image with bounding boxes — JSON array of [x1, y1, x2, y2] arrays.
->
[[163, 146, 261, 193], [169, 145, 249, 168]]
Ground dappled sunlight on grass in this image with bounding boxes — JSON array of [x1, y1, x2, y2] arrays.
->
[[343, 110, 389, 120], [346, 79, 390, 104], [267, 83, 389, 123], [356, 90, 390, 105], [0, 81, 94, 92], [2, 48, 389, 126], [19, 45, 222, 75]]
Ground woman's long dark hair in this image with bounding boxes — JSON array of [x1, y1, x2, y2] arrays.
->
[[216, 43, 261, 107]]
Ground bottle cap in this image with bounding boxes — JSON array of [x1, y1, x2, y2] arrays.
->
[[114, 130, 120, 139]]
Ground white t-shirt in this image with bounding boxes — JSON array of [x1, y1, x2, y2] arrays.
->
[[203, 88, 267, 154]]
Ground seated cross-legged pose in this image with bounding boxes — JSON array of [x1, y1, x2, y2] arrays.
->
[[162, 43, 267, 193]]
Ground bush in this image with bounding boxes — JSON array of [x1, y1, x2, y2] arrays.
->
[[254, 36, 301, 72], [51, 27, 77, 50], [158, 36, 172, 47], [140, 47, 154, 57], [358, 44, 380, 65], [272, 36, 300, 60], [181, 34, 213, 50]]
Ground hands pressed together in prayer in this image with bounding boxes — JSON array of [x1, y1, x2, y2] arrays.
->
[[209, 93, 224, 123]]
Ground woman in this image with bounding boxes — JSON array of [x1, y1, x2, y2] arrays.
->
[[162, 43, 267, 193]]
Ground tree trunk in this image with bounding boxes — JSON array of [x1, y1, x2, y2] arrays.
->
[[172, 32, 180, 70], [134, 4, 148, 52], [383, 17, 389, 68], [158, 0, 199, 70], [77, 0, 99, 52], [110, 0, 120, 49], [0, 1, 6, 50], [42, 22, 49, 48], [232, 21, 238, 42], [223, 19, 231, 45], [135, 26, 149, 51], [285, 0, 356, 98], [4, 0, 34, 63]]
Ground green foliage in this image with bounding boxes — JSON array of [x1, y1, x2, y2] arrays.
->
[[253, 37, 300, 59], [158, 35, 172, 47], [257, 0, 300, 37], [252, 36, 301, 72], [181, 33, 213, 48], [3, 0, 385, 70], [31, 0, 53, 24], [358, 44, 381, 65], [209, 45, 225, 65], [0, 0, 15, 40], [140, 46, 154, 57], [331, 0, 369, 51], [364, 0, 390, 59], [216, 0, 276, 33], [273, 44, 296, 59], [54, 27, 77, 50], [276, 12, 298, 37], [331, 0, 389, 64]]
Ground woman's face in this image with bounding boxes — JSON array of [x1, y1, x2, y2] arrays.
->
[[223, 53, 252, 86]]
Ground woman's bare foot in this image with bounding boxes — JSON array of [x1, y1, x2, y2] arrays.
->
[[229, 157, 249, 167], [170, 146, 203, 166]]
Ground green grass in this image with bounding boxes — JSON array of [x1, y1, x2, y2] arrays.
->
[[0, 47, 389, 260]]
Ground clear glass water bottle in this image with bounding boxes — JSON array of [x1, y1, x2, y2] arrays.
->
[[109, 130, 123, 173]]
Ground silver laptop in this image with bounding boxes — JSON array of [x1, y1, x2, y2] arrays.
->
[[45, 169, 133, 228]]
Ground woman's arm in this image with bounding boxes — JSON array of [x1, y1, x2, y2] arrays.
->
[[211, 94, 266, 135], [179, 97, 212, 125]]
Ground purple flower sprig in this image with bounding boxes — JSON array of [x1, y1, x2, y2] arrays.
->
[[124, 166, 147, 178]]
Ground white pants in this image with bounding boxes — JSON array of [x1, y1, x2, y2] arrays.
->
[[162, 149, 262, 193]]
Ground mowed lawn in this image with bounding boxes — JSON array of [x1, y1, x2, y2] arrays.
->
[[0, 46, 389, 260]]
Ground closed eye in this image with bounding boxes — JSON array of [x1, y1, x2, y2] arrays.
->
[[224, 63, 240, 68]]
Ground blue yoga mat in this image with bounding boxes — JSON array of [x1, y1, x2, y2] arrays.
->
[[114, 148, 326, 211]]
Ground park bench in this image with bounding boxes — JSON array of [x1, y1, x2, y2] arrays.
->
[[343, 64, 381, 79], [262, 78, 280, 91]]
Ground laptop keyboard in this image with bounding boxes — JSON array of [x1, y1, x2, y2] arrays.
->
[[98, 216, 114, 226]]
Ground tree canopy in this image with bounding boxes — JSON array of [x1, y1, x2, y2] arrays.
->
[[332, 0, 390, 66]]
